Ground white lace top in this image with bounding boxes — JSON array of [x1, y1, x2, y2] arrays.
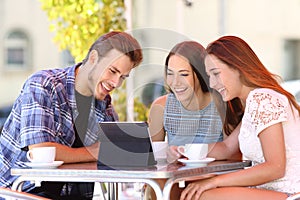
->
[[239, 88, 300, 193]]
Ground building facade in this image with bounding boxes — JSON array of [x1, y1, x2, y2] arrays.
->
[[1, 0, 300, 108]]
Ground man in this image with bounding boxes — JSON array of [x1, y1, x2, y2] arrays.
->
[[0, 31, 143, 199]]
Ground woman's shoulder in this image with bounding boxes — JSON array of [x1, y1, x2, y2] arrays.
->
[[151, 94, 168, 107]]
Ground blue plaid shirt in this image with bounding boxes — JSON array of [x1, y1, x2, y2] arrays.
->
[[0, 63, 118, 190]]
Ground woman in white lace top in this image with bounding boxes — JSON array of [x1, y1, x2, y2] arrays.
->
[[180, 36, 300, 200]]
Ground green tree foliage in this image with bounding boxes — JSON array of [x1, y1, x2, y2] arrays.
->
[[39, 0, 149, 121], [39, 0, 126, 62]]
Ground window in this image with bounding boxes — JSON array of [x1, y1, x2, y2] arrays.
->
[[4, 30, 31, 70]]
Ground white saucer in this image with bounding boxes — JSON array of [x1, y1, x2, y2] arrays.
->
[[24, 161, 64, 169], [178, 157, 215, 166]]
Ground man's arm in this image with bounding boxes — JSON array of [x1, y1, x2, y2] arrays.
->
[[29, 142, 100, 163]]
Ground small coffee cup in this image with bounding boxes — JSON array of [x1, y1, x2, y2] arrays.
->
[[26, 147, 56, 163], [152, 141, 168, 162], [177, 143, 208, 160]]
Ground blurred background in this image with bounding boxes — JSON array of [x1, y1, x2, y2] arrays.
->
[[1, 0, 300, 125]]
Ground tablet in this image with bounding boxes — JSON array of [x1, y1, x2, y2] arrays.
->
[[97, 122, 157, 168]]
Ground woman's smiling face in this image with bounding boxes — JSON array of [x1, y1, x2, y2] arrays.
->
[[205, 54, 242, 101], [166, 54, 200, 104]]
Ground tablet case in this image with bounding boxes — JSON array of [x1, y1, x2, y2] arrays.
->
[[97, 122, 157, 168]]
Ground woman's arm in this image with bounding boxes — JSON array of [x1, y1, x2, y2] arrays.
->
[[180, 122, 286, 200], [214, 122, 286, 186], [148, 95, 167, 141], [208, 122, 241, 160]]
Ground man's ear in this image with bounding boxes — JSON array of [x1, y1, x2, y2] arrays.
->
[[88, 50, 99, 65]]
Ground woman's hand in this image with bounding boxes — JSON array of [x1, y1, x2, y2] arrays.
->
[[180, 177, 217, 200], [166, 145, 181, 163]]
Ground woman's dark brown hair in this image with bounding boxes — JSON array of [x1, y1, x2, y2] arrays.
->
[[164, 41, 210, 94]]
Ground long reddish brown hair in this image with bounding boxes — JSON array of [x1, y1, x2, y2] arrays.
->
[[206, 35, 300, 135]]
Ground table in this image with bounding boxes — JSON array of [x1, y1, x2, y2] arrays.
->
[[11, 160, 251, 200]]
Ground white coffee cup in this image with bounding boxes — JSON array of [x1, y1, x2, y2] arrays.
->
[[26, 147, 56, 163], [152, 141, 168, 161], [177, 143, 208, 160]]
